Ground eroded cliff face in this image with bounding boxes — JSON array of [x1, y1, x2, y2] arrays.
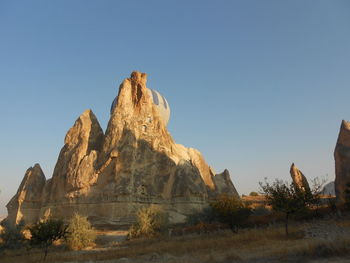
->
[[334, 120, 350, 205], [7, 72, 238, 226]]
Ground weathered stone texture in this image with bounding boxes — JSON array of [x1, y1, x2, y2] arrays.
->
[[334, 120, 350, 205], [290, 163, 310, 193], [6, 164, 46, 225], [7, 72, 238, 226]]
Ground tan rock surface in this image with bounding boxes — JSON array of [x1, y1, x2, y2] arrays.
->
[[334, 120, 350, 205], [6, 164, 46, 225], [289, 163, 310, 193], [7, 72, 238, 226]]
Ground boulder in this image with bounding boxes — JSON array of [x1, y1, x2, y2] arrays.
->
[[334, 120, 350, 205]]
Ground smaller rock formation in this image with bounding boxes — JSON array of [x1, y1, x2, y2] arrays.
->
[[322, 181, 335, 196], [334, 120, 350, 205], [6, 164, 46, 225], [213, 169, 239, 197], [290, 163, 310, 193]]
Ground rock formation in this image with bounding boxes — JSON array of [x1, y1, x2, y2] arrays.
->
[[290, 163, 310, 193], [6, 164, 46, 225], [322, 181, 335, 196], [334, 120, 350, 205], [7, 71, 238, 226]]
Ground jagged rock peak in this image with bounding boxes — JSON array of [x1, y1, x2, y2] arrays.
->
[[130, 71, 147, 85], [64, 109, 104, 150], [290, 163, 310, 193], [213, 169, 239, 197], [341, 119, 350, 130], [47, 109, 104, 201], [334, 119, 350, 205], [6, 164, 46, 225]]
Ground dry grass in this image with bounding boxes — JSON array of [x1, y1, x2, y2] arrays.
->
[[1, 219, 350, 263]]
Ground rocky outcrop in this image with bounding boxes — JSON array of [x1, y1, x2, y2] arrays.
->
[[290, 163, 310, 193], [322, 181, 335, 196], [6, 164, 46, 225], [45, 109, 104, 202], [334, 120, 350, 205], [7, 72, 238, 226], [212, 169, 239, 197]]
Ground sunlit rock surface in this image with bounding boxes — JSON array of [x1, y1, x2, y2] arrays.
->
[[7, 72, 238, 227]]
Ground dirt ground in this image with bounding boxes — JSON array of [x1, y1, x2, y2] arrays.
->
[[2, 217, 350, 263]]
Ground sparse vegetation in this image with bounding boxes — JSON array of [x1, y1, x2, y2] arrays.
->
[[128, 205, 169, 238], [210, 194, 251, 232], [260, 179, 308, 236], [0, 220, 26, 250], [249, 191, 259, 196], [186, 207, 215, 225], [2, 219, 350, 263], [28, 219, 67, 260], [65, 213, 96, 250]]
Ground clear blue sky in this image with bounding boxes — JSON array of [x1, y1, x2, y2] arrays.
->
[[1, 1, 349, 216]]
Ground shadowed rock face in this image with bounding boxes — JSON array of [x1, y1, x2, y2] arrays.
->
[[7, 72, 238, 226], [290, 163, 310, 193], [334, 120, 350, 205]]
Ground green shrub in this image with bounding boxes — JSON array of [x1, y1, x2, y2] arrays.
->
[[66, 213, 96, 250], [210, 194, 251, 232], [249, 192, 259, 196], [129, 205, 168, 238], [186, 207, 215, 225], [28, 219, 67, 260], [0, 220, 26, 250]]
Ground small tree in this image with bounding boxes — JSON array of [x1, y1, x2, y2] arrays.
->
[[210, 194, 251, 232], [28, 219, 67, 260], [66, 213, 96, 250], [260, 179, 309, 236], [249, 192, 259, 196], [129, 205, 168, 238]]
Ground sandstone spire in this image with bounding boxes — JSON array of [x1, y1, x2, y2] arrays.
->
[[334, 120, 350, 205], [290, 163, 310, 193], [6, 164, 46, 225], [46, 109, 104, 201]]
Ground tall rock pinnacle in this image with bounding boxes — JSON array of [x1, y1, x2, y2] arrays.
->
[[6, 164, 46, 225], [289, 163, 311, 194], [334, 120, 350, 205]]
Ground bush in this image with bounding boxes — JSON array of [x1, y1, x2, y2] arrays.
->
[[186, 207, 215, 225], [129, 205, 168, 238], [0, 220, 26, 250], [249, 192, 259, 196], [28, 219, 67, 260], [251, 206, 271, 216], [66, 213, 96, 250], [210, 194, 251, 232]]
